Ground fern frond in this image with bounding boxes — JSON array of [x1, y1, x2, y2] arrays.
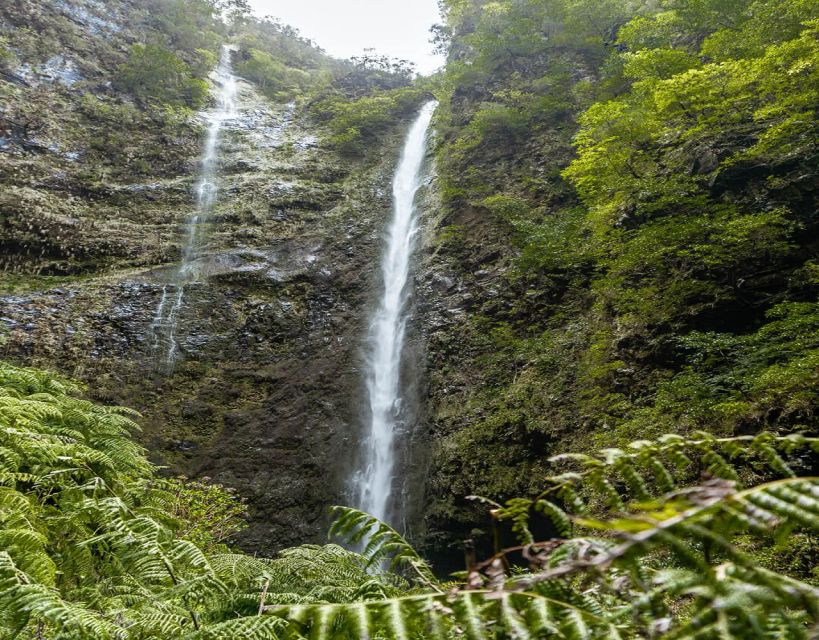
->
[[184, 615, 286, 640], [0, 552, 120, 638], [329, 506, 439, 589], [209, 553, 272, 587], [264, 587, 623, 640]]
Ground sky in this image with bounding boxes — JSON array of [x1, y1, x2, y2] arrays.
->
[[246, 0, 445, 75]]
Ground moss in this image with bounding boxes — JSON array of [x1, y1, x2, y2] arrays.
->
[[0, 273, 89, 295]]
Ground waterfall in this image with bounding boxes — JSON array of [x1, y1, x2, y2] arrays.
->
[[354, 101, 437, 524], [152, 45, 238, 372]]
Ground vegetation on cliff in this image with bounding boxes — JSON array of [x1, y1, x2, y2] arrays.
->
[[423, 0, 819, 555]]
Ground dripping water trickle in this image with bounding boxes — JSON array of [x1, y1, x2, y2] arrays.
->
[[152, 45, 238, 372], [354, 101, 437, 525]]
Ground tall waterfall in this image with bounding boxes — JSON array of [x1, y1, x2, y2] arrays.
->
[[152, 45, 238, 371], [355, 101, 437, 524]]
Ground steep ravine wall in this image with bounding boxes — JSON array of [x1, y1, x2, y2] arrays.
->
[[0, 67, 416, 553], [409, 116, 562, 566], [2, 0, 455, 557]]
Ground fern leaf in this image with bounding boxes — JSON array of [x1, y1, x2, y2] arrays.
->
[[329, 506, 439, 588]]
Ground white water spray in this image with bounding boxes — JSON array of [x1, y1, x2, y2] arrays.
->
[[355, 101, 437, 524], [152, 45, 238, 371]]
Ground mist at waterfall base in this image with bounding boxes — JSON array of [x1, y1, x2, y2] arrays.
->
[[353, 101, 437, 527], [151, 46, 238, 372]]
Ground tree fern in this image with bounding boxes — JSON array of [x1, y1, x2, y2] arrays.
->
[[0, 362, 268, 639], [0, 552, 120, 639]]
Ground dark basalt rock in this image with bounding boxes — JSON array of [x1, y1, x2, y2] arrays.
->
[[0, 66, 413, 555]]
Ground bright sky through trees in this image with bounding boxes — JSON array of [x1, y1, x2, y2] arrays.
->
[[246, 0, 444, 74]]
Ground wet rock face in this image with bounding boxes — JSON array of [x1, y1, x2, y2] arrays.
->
[[409, 176, 547, 565], [0, 74, 408, 553]]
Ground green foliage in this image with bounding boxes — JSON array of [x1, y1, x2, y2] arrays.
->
[[0, 36, 14, 67], [232, 17, 418, 112], [164, 477, 248, 552], [311, 88, 429, 155], [558, 0, 819, 435], [234, 17, 330, 74], [143, 0, 226, 55], [2, 361, 817, 638], [0, 361, 147, 636], [116, 44, 209, 108], [264, 433, 819, 640], [0, 363, 407, 639], [426, 0, 819, 545], [0, 362, 264, 638], [234, 48, 313, 101], [329, 506, 439, 588]]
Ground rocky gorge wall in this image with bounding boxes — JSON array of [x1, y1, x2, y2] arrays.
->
[[0, 0, 428, 553]]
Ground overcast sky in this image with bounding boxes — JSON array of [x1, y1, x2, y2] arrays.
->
[[246, 0, 444, 74]]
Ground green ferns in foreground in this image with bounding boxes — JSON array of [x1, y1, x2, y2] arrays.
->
[[1, 360, 818, 638], [0, 362, 401, 639], [281, 434, 819, 640]]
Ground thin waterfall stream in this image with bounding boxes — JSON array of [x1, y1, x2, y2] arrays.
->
[[354, 101, 437, 524], [151, 45, 238, 371]]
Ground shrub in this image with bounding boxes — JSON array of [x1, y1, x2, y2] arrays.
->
[[115, 44, 208, 108]]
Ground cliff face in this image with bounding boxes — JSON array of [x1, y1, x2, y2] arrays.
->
[[9, 0, 815, 569], [413, 0, 819, 562], [0, 0, 415, 552]]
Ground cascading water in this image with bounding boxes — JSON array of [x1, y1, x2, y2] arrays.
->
[[152, 45, 238, 371], [354, 101, 437, 524]]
